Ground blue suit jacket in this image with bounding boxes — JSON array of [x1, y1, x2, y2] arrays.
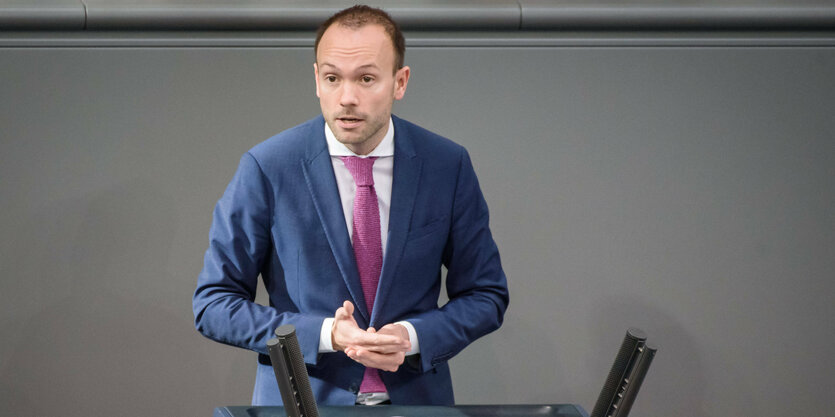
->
[[193, 115, 508, 406]]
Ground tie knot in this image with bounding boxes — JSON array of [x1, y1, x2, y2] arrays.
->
[[340, 156, 377, 187]]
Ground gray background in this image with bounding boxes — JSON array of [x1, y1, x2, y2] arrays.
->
[[2, 1, 834, 417]]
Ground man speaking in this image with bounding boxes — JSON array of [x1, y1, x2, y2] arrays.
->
[[193, 5, 508, 406]]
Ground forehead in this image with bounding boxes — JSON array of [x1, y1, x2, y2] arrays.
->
[[317, 24, 394, 70]]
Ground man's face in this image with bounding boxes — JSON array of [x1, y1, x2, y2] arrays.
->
[[315, 24, 410, 155]]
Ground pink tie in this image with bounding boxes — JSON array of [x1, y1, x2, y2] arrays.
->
[[340, 156, 386, 394]]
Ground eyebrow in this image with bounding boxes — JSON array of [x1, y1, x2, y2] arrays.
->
[[319, 63, 380, 71]]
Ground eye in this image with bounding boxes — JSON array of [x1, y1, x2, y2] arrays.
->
[[361, 75, 374, 83], [325, 75, 338, 83]]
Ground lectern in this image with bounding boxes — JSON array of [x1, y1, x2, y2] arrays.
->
[[214, 404, 589, 417]]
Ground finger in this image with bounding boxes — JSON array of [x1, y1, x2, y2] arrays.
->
[[349, 333, 409, 352], [378, 323, 405, 335], [351, 348, 404, 372], [365, 329, 409, 349], [333, 301, 363, 351], [351, 340, 409, 354], [335, 302, 353, 320], [375, 324, 411, 350]]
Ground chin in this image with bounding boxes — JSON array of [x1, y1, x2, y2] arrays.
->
[[336, 130, 366, 143], [334, 132, 355, 142]]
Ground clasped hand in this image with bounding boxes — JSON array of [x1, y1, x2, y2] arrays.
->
[[331, 300, 411, 372]]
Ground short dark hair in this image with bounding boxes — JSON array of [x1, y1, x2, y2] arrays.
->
[[314, 5, 406, 73]]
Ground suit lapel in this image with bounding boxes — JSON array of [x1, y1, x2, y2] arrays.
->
[[372, 116, 422, 326], [301, 119, 370, 323]]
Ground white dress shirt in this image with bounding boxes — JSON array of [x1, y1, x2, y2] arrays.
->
[[318, 118, 419, 358]]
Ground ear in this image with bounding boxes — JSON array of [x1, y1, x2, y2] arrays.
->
[[393, 65, 410, 101], [313, 63, 321, 98]]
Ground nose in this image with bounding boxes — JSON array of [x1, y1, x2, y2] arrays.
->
[[339, 82, 359, 107]]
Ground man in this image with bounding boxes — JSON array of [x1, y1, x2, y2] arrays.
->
[[193, 5, 508, 406]]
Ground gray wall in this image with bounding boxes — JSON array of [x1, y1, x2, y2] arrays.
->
[[2, 3, 835, 417]]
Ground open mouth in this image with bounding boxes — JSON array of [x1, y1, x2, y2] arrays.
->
[[336, 117, 364, 128]]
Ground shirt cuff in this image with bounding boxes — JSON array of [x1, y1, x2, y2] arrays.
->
[[319, 317, 336, 353], [395, 321, 420, 356]]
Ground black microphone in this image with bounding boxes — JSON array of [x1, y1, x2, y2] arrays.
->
[[591, 327, 657, 417], [267, 325, 319, 417], [617, 341, 657, 416]]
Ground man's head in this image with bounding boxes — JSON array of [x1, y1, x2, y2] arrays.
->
[[314, 5, 410, 155], [315, 5, 406, 73]]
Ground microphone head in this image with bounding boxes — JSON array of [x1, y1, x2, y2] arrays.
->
[[626, 327, 647, 341], [275, 324, 296, 338]]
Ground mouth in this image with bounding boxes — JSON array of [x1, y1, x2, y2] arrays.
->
[[336, 116, 364, 129]]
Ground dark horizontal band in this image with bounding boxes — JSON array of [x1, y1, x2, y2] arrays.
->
[[2, 1, 834, 31]]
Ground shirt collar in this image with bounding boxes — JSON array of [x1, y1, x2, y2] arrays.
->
[[325, 117, 394, 158]]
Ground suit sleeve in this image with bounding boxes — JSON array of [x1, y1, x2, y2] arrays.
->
[[406, 148, 509, 372], [192, 152, 326, 362]]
